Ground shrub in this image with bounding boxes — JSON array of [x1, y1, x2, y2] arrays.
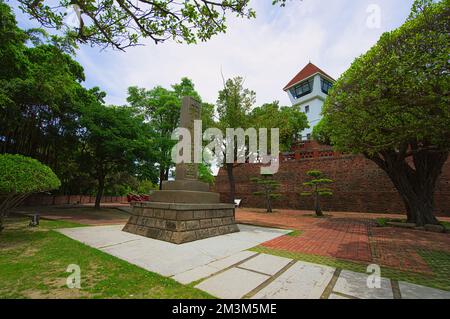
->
[[0, 154, 61, 231]]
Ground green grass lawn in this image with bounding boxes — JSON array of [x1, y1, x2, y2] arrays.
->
[[0, 217, 213, 299], [250, 246, 450, 291]]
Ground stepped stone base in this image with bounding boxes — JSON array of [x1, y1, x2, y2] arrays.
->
[[150, 190, 220, 204], [123, 202, 239, 244]]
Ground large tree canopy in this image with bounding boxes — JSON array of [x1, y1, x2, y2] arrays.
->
[[78, 101, 153, 209], [0, 2, 159, 202], [127, 78, 211, 189], [17, 0, 288, 50], [216, 78, 308, 203], [321, 0, 450, 226]]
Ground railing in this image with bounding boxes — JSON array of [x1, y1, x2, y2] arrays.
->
[[280, 149, 339, 162]]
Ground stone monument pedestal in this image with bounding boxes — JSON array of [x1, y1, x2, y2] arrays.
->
[[122, 96, 240, 244], [123, 202, 239, 244]]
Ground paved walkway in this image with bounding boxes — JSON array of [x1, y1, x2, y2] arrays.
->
[[57, 224, 450, 299], [195, 252, 450, 299], [237, 209, 450, 274], [57, 224, 290, 277]]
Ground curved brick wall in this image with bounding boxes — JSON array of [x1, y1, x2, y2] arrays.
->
[[214, 155, 450, 217]]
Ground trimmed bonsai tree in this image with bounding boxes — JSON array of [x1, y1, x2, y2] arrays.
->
[[301, 170, 334, 217], [0, 154, 61, 232], [251, 174, 281, 213]]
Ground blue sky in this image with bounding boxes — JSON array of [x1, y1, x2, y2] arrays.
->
[[9, 0, 415, 107]]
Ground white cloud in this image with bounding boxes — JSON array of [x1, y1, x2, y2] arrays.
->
[[61, 0, 415, 106]]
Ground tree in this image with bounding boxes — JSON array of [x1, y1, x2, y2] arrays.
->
[[312, 117, 331, 145], [321, 0, 449, 226], [300, 170, 333, 217], [251, 174, 281, 213], [0, 1, 159, 199], [250, 101, 308, 151], [127, 78, 208, 189], [217, 76, 255, 203], [0, 1, 98, 195], [16, 0, 288, 50], [0, 154, 60, 231], [78, 102, 152, 209]]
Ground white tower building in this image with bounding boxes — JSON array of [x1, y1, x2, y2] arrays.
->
[[283, 63, 335, 140]]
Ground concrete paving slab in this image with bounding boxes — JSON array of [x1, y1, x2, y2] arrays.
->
[[208, 251, 258, 270], [399, 281, 450, 299], [172, 251, 259, 284], [252, 261, 335, 299], [58, 225, 141, 248], [333, 270, 393, 299], [239, 254, 292, 275], [172, 265, 220, 285], [329, 293, 350, 299], [196, 268, 270, 299], [57, 224, 289, 277]]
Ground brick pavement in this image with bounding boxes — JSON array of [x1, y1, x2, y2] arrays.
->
[[236, 209, 450, 274]]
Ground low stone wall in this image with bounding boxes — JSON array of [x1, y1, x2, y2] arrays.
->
[[214, 155, 450, 217], [22, 195, 128, 206]]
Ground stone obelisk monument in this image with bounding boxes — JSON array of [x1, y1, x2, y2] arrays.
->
[[123, 97, 239, 244]]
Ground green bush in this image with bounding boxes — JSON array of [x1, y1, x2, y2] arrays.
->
[[0, 154, 61, 231], [0, 154, 61, 194]]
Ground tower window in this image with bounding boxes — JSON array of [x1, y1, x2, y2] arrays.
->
[[291, 78, 313, 99], [321, 78, 333, 94], [305, 105, 310, 114]]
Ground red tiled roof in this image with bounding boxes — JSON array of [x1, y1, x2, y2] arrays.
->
[[283, 62, 335, 91]]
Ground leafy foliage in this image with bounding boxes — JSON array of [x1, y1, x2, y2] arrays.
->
[[312, 117, 331, 145], [0, 154, 60, 231], [251, 175, 281, 213], [321, 0, 450, 225], [198, 163, 215, 185], [301, 170, 333, 217], [217, 76, 255, 131], [78, 102, 153, 208], [127, 77, 212, 189], [250, 101, 308, 151], [216, 77, 308, 203], [216, 76, 255, 202], [0, 154, 60, 195], [0, 2, 163, 205], [16, 0, 286, 50]]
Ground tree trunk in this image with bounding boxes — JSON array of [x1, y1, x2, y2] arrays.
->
[[95, 176, 105, 210], [165, 167, 170, 180], [159, 166, 165, 190], [266, 189, 272, 213], [314, 191, 323, 217], [226, 163, 236, 204], [366, 149, 448, 226]]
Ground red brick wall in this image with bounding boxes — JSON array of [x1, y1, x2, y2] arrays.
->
[[214, 155, 450, 217]]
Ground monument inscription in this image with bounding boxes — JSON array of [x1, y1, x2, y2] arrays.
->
[[176, 97, 201, 181]]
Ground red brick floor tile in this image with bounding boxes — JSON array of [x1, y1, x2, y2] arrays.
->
[[237, 209, 450, 274]]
